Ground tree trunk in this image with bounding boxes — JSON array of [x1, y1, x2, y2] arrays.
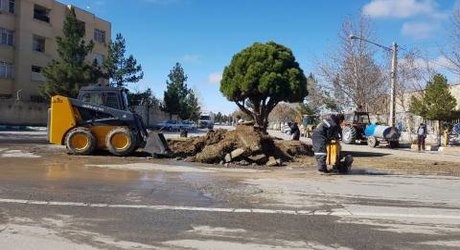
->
[[405, 113, 412, 143], [438, 120, 442, 146], [252, 113, 267, 133]]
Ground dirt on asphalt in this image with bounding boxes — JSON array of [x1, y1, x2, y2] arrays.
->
[[167, 125, 314, 165]]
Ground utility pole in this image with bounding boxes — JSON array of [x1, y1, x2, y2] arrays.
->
[[389, 42, 398, 128], [349, 35, 398, 128]]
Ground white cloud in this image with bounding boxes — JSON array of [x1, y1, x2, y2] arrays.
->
[[402, 55, 455, 71], [432, 55, 457, 70], [401, 22, 437, 39], [208, 72, 222, 84], [363, 0, 447, 19], [180, 54, 201, 64]]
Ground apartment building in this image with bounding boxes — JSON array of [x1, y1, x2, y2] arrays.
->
[[0, 0, 111, 125]]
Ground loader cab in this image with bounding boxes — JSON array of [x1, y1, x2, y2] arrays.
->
[[78, 86, 129, 111]]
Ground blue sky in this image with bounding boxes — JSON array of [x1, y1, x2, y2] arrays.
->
[[62, 0, 460, 114]]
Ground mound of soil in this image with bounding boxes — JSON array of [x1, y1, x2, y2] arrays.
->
[[168, 125, 313, 166]]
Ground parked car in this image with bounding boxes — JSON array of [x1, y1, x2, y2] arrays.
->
[[281, 124, 292, 135], [156, 120, 197, 131], [156, 120, 181, 131], [180, 121, 197, 131]]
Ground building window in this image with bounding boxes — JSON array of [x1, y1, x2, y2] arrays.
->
[[8, 0, 14, 13], [94, 29, 106, 43], [93, 53, 104, 66], [34, 4, 50, 23], [30, 95, 46, 103], [31, 66, 41, 73], [0, 0, 14, 13], [0, 28, 13, 46], [31, 65, 45, 82], [33, 35, 45, 52], [0, 61, 13, 79]]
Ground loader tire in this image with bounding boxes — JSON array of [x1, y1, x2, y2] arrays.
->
[[106, 127, 137, 156], [65, 127, 96, 155], [342, 126, 357, 144]]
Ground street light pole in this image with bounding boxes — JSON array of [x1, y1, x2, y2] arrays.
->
[[349, 35, 398, 128]]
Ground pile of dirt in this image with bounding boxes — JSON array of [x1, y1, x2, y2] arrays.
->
[[168, 125, 313, 166]]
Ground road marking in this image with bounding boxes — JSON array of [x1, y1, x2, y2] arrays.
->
[[0, 198, 459, 220]]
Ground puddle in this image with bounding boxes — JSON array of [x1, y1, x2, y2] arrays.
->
[[1, 150, 40, 158], [162, 225, 351, 249], [86, 162, 270, 175], [87, 163, 214, 173], [0, 224, 96, 250]]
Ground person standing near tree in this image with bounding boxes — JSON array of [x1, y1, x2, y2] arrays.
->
[[417, 123, 427, 151], [290, 121, 300, 140]]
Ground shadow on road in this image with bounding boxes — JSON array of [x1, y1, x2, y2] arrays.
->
[[342, 151, 390, 158], [346, 169, 389, 176]]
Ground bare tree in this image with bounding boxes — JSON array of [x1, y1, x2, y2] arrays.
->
[[268, 103, 296, 124], [397, 50, 425, 107], [396, 50, 426, 138], [396, 48, 441, 139], [442, 7, 460, 76], [305, 73, 339, 112], [319, 16, 386, 112]]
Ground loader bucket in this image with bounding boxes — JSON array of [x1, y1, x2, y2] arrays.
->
[[143, 132, 172, 157]]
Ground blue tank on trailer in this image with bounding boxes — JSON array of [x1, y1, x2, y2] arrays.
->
[[365, 124, 400, 140]]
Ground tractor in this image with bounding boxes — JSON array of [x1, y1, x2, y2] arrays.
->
[[341, 111, 370, 144], [341, 111, 401, 148]]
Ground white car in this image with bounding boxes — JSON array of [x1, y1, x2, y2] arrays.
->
[[156, 120, 181, 131], [281, 125, 292, 135], [180, 121, 197, 131]]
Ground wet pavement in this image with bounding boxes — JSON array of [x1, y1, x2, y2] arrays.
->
[[0, 131, 460, 249]]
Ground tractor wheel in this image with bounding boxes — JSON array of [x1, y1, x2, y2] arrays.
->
[[342, 126, 357, 144], [106, 128, 137, 156], [65, 127, 96, 155], [367, 136, 379, 148]]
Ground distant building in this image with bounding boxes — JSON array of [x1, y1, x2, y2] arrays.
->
[[0, 0, 111, 125]]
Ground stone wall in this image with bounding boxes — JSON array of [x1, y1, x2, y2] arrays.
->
[[0, 100, 49, 126], [0, 101, 172, 127], [133, 105, 174, 128]]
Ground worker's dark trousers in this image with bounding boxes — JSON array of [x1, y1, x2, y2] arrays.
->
[[315, 155, 327, 171], [417, 135, 426, 151], [312, 136, 327, 171]]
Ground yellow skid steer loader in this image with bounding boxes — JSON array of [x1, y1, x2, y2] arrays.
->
[[48, 86, 170, 156]]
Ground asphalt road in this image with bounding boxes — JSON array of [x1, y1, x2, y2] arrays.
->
[[0, 130, 459, 249]]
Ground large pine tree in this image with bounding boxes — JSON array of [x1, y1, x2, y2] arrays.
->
[[182, 90, 200, 121], [104, 33, 144, 88], [40, 7, 101, 98], [410, 74, 457, 142], [162, 63, 201, 120], [163, 63, 189, 118]]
